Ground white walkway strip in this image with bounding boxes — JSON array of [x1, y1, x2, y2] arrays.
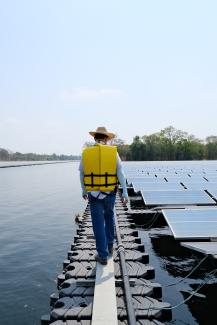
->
[[92, 256, 118, 325]]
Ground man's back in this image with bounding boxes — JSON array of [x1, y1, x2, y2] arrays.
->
[[79, 145, 126, 199], [82, 143, 118, 192]]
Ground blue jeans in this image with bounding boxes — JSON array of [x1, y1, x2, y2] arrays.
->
[[88, 191, 116, 259]]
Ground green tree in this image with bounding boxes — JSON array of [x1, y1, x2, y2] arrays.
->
[[0, 149, 9, 161], [205, 136, 217, 159], [129, 136, 146, 161]]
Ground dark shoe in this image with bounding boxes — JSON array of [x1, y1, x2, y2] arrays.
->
[[95, 254, 108, 265], [108, 243, 113, 255]]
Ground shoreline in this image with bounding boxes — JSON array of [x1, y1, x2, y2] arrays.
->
[[0, 160, 79, 168]]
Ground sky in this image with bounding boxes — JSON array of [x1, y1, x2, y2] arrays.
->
[[1, 0, 217, 155]]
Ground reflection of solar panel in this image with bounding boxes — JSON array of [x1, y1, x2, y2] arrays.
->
[[181, 242, 217, 255], [141, 190, 216, 207], [162, 208, 217, 239], [133, 182, 183, 193]]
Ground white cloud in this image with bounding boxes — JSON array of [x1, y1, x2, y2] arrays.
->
[[60, 87, 125, 103]]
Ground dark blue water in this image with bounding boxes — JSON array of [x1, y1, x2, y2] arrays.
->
[[0, 162, 86, 325]]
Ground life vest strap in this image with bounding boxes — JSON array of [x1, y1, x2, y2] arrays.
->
[[84, 173, 117, 177], [84, 182, 118, 187]]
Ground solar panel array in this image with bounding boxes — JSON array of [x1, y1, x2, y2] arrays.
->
[[181, 242, 217, 255], [123, 161, 217, 256], [127, 176, 166, 186], [124, 162, 217, 202], [141, 190, 216, 207], [162, 208, 217, 239], [133, 182, 183, 193]]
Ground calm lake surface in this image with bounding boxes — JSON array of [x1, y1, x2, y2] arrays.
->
[[0, 162, 86, 325], [0, 160, 217, 325]]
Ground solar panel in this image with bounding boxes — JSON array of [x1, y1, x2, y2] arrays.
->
[[205, 178, 217, 182], [133, 182, 183, 193], [166, 178, 211, 186], [123, 164, 217, 189], [162, 208, 217, 239], [141, 190, 216, 207], [183, 183, 217, 191], [125, 172, 148, 177], [202, 174, 217, 179], [127, 177, 162, 185], [181, 182, 209, 190], [165, 176, 191, 180], [165, 178, 193, 184], [177, 178, 207, 183], [181, 242, 217, 255], [188, 174, 207, 178], [206, 189, 217, 200]]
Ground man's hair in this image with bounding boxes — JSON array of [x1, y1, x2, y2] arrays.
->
[[94, 133, 109, 141]]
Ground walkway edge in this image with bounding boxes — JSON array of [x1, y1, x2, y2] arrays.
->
[[92, 256, 118, 325]]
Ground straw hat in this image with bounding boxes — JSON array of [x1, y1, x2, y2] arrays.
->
[[89, 126, 116, 140]]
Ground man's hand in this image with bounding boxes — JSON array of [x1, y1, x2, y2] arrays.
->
[[82, 190, 88, 200]]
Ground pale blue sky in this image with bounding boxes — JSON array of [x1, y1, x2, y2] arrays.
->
[[1, 0, 217, 155]]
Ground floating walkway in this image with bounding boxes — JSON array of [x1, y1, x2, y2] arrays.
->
[[41, 191, 172, 325]]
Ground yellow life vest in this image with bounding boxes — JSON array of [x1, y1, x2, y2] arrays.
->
[[82, 143, 118, 191]]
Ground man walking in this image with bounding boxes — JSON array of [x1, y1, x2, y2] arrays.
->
[[79, 127, 129, 265]]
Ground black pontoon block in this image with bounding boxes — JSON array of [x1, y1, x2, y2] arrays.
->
[[71, 241, 145, 252], [67, 249, 148, 263], [63, 261, 155, 280], [50, 295, 171, 321]]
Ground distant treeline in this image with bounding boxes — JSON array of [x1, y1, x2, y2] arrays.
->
[[2, 126, 217, 162], [111, 126, 217, 161], [0, 148, 80, 161]]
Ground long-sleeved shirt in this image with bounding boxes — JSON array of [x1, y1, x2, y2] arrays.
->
[[78, 150, 128, 200]]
